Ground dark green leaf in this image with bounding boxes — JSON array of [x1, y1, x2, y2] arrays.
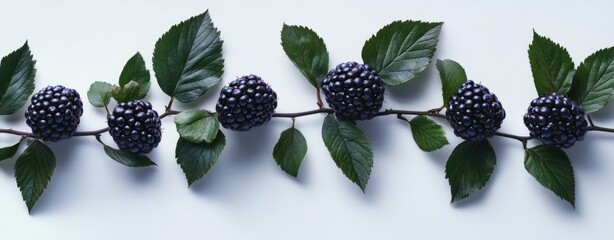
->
[[528, 31, 575, 96], [111, 80, 141, 103], [321, 114, 373, 191], [153, 11, 224, 103], [569, 47, 614, 113], [87, 81, 112, 108], [273, 127, 308, 177], [103, 145, 157, 167], [119, 52, 150, 100], [436, 59, 467, 105], [445, 140, 496, 203], [0, 42, 36, 115], [362, 21, 442, 86], [15, 140, 55, 212], [408, 116, 448, 152], [0, 140, 22, 162], [524, 145, 575, 207], [280, 24, 329, 88], [176, 131, 226, 186], [174, 110, 219, 143]]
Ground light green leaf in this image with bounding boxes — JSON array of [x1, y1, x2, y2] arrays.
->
[[445, 140, 496, 203], [174, 110, 219, 143], [436, 59, 467, 105], [281, 24, 329, 88], [525, 145, 575, 207], [0, 41, 36, 115], [569, 47, 614, 113], [87, 81, 112, 108], [273, 127, 308, 177], [15, 140, 55, 213], [408, 116, 448, 152], [119, 52, 150, 100], [111, 80, 141, 103], [176, 131, 226, 186], [528, 31, 575, 95], [103, 145, 157, 167]]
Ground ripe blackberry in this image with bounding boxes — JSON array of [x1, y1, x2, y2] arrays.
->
[[216, 75, 278, 131], [523, 93, 587, 148], [445, 80, 506, 142], [107, 100, 161, 154], [321, 62, 385, 120], [25, 85, 83, 142]]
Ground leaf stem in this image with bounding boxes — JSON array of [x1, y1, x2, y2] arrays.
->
[[316, 88, 324, 109]]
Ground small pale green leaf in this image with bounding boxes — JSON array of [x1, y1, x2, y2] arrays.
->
[[408, 116, 448, 152], [119, 52, 150, 99], [524, 145, 575, 207], [436, 59, 467, 105], [0, 140, 22, 162], [103, 146, 156, 167], [111, 80, 141, 103], [0, 41, 36, 115], [445, 140, 496, 203], [174, 110, 219, 143], [273, 127, 308, 177], [569, 47, 614, 113], [87, 81, 112, 108], [321, 114, 373, 191], [176, 131, 226, 186], [153, 11, 224, 103], [281, 24, 329, 88], [15, 140, 55, 213], [362, 21, 443, 86], [528, 31, 575, 96]]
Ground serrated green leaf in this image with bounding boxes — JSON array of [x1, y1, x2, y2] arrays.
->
[[445, 140, 496, 203], [528, 31, 575, 96], [321, 114, 373, 191], [569, 47, 614, 113], [281, 24, 329, 88], [524, 145, 575, 207], [111, 80, 141, 103], [176, 131, 226, 186], [436, 59, 467, 105], [0, 140, 22, 162], [119, 52, 150, 100], [0, 42, 36, 115], [174, 110, 219, 143], [153, 11, 224, 103], [273, 127, 308, 177], [15, 140, 55, 213], [362, 21, 442, 86], [103, 145, 157, 167], [87, 81, 112, 108], [408, 116, 448, 152]]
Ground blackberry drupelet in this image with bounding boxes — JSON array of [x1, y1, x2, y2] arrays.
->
[[216, 75, 278, 131], [445, 80, 506, 142], [321, 62, 385, 120], [107, 100, 161, 154], [523, 93, 588, 148], [25, 85, 83, 142]]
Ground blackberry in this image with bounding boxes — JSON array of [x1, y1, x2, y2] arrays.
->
[[445, 80, 506, 142], [523, 93, 588, 148], [216, 75, 278, 131], [25, 85, 83, 142], [321, 62, 385, 120], [107, 100, 161, 154]]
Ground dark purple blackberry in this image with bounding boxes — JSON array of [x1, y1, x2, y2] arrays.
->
[[445, 80, 506, 142], [107, 100, 161, 154], [523, 93, 588, 148], [216, 75, 278, 131], [25, 85, 83, 142], [321, 62, 385, 120]]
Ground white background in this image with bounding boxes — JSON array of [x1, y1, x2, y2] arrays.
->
[[1, 0, 614, 239]]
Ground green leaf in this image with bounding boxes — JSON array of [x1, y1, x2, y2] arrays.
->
[[408, 116, 448, 152], [445, 140, 496, 203], [436, 59, 467, 105], [273, 127, 308, 177], [174, 110, 219, 143], [111, 80, 141, 103], [0, 140, 22, 162], [87, 81, 112, 108], [103, 145, 157, 167], [569, 47, 614, 113], [0, 41, 36, 115], [153, 11, 224, 103], [528, 31, 575, 96], [321, 114, 373, 191], [524, 145, 575, 207], [119, 52, 150, 100], [362, 21, 443, 86], [176, 131, 226, 186], [15, 140, 55, 212], [280, 24, 329, 88]]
